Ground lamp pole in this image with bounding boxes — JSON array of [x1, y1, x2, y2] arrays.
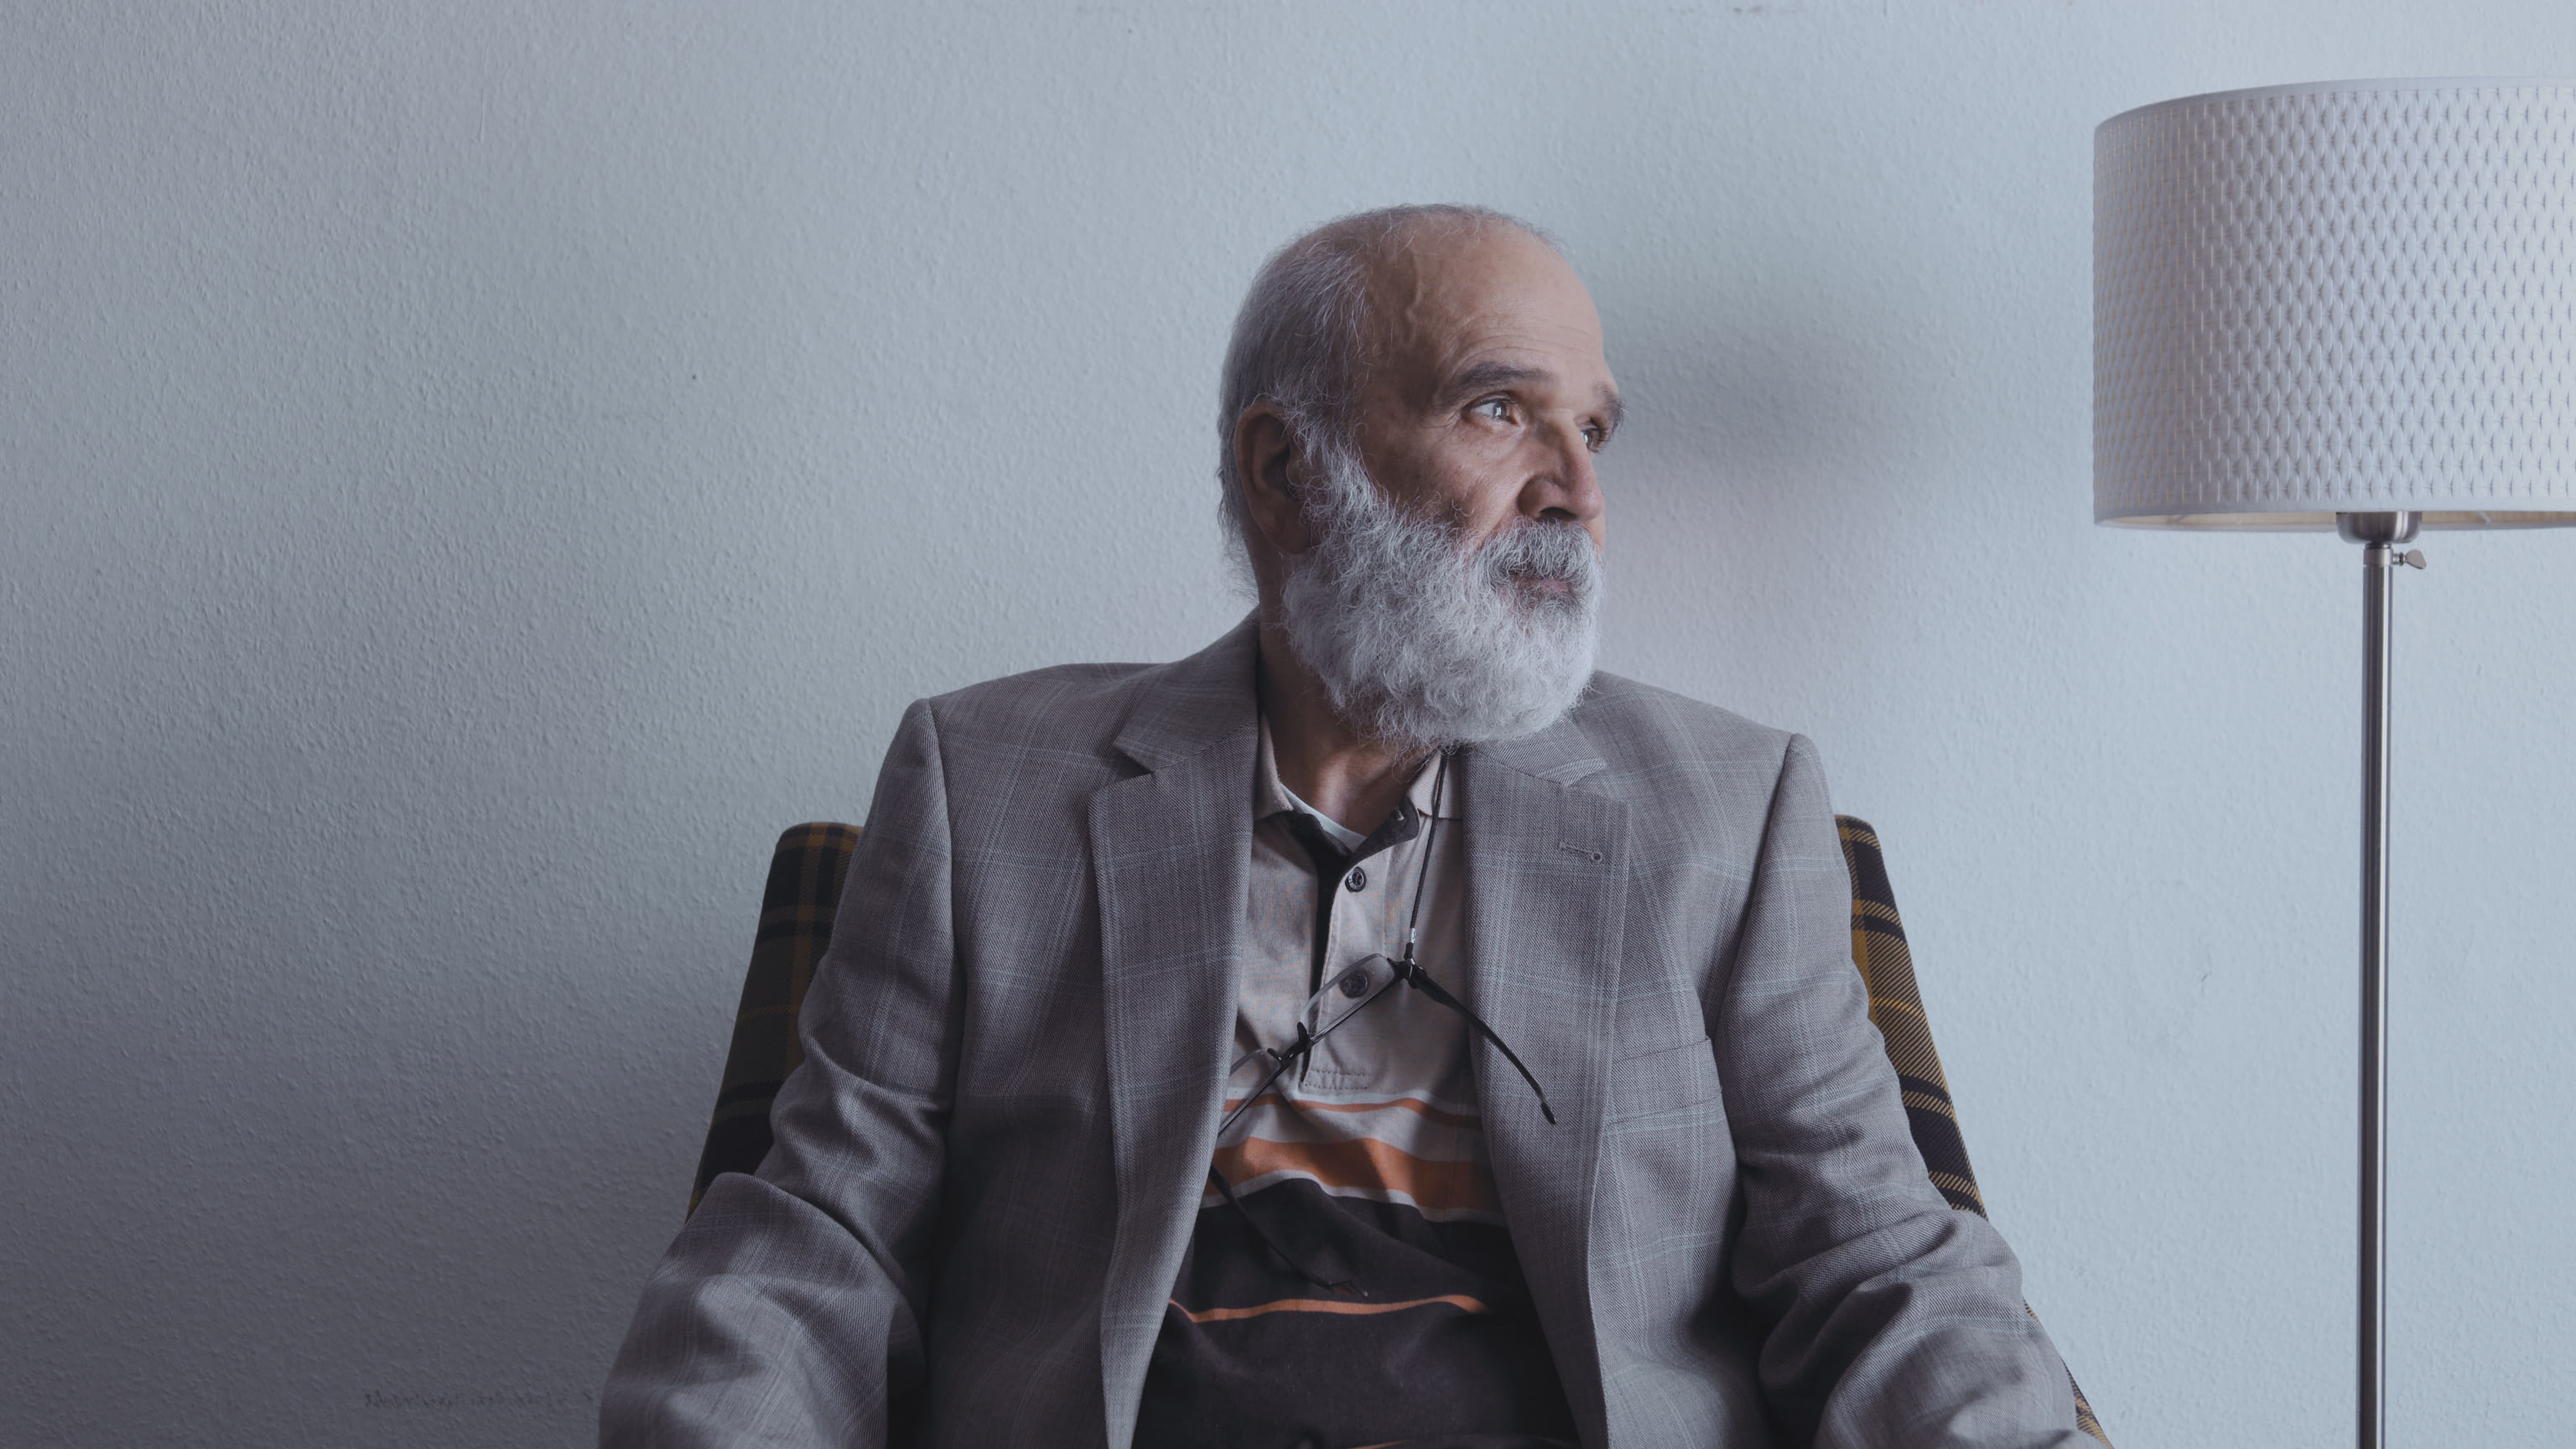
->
[[2340, 510, 2418, 1449]]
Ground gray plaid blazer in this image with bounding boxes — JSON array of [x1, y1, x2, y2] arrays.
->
[[602, 619, 2085, 1448]]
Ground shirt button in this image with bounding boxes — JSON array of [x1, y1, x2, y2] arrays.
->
[[1344, 866, 1368, 891], [1337, 969, 1369, 998]]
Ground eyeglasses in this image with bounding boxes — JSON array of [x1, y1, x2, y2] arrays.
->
[[1206, 750, 1555, 1296]]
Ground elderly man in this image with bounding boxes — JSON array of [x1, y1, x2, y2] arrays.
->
[[603, 205, 2089, 1447]]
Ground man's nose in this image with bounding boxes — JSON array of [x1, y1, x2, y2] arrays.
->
[[1523, 423, 1605, 530]]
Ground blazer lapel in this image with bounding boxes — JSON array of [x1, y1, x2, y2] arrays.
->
[[1459, 719, 1628, 1449], [1087, 619, 1261, 1445]]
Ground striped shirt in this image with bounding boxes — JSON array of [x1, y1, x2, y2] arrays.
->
[[1131, 720, 1576, 1449]]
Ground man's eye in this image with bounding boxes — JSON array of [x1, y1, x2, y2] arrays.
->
[[1584, 424, 1609, 452], [1474, 397, 1515, 423]]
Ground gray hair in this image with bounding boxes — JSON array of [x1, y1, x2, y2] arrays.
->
[[1213, 204, 1561, 566]]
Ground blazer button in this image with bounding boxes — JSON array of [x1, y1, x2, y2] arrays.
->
[[1344, 866, 1368, 891]]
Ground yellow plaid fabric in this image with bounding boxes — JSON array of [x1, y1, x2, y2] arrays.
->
[[1836, 817, 1985, 1217], [686, 815, 2110, 1442]]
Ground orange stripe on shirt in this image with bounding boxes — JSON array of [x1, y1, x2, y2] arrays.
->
[[1213, 1135, 1500, 1215], [1218, 1091, 1483, 1130], [1171, 1293, 1489, 1324]]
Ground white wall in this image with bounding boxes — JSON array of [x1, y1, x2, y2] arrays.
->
[[5, 3, 2570, 1444]]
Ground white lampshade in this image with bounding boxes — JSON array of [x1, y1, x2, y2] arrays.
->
[[2096, 79, 2576, 529]]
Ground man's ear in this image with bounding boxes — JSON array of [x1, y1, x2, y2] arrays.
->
[[1233, 405, 1314, 558]]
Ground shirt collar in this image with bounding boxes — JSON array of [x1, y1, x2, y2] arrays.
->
[[1254, 714, 1461, 836]]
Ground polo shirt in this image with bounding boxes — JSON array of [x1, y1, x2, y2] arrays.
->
[[1130, 720, 1577, 1449]]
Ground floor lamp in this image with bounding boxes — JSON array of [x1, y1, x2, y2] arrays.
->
[[2095, 80, 2576, 1448]]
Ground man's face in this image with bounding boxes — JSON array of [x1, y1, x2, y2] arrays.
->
[[1262, 222, 1616, 750], [1346, 225, 1620, 570]]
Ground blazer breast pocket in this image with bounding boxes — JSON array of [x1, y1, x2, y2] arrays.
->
[[1608, 1035, 1722, 1124]]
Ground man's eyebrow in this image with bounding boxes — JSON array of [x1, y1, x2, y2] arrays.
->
[[1444, 361, 1550, 401], [1445, 361, 1626, 429]]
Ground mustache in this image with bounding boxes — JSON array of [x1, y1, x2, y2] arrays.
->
[[1474, 519, 1599, 597]]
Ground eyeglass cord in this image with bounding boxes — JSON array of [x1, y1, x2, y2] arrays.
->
[[1203, 748, 1555, 1297]]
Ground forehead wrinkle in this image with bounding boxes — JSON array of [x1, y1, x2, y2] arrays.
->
[[1353, 218, 1606, 416], [1359, 232, 1460, 403]]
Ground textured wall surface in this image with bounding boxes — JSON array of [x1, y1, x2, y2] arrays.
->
[[4, 3, 2571, 1446]]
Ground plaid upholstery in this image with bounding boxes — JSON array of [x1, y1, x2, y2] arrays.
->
[[686, 822, 862, 1215], [1836, 816, 2111, 1446], [1835, 817, 1985, 1216], [682, 813, 2108, 1442]]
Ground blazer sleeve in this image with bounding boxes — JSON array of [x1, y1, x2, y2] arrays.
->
[[1713, 735, 2087, 1448], [600, 698, 962, 1448]]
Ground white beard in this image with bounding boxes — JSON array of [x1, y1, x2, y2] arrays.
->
[[1275, 444, 1604, 750]]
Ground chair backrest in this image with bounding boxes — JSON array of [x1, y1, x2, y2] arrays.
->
[[684, 815, 2109, 1443], [687, 822, 859, 1214], [1834, 816, 1987, 1218]]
